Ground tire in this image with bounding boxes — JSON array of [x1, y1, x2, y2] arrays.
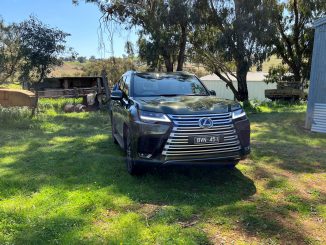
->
[[113, 135, 118, 144], [225, 161, 239, 169], [125, 128, 142, 175]]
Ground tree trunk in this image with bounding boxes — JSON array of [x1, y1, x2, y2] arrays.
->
[[162, 47, 174, 72], [31, 69, 45, 117], [236, 62, 249, 102], [292, 66, 302, 85], [163, 56, 174, 72], [31, 82, 39, 118], [213, 69, 240, 100], [176, 25, 187, 71]]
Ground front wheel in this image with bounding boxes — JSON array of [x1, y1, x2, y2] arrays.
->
[[225, 161, 239, 169], [125, 129, 142, 175]]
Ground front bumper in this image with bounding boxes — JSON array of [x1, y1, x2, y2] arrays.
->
[[130, 116, 250, 166]]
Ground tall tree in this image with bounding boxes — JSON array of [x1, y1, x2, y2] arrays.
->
[[82, 57, 136, 84], [78, 0, 193, 72], [191, 0, 274, 102], [124, 41, 134, 58], [269, 0, 326, 84], [19, 17, 69, 116], [0, 20, 21, 84]]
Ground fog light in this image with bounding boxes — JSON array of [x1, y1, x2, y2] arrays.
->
[[139, 153, 152, 159], [244, 146, 250, 151]]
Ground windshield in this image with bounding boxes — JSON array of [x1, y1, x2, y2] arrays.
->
[[132, 73, 209, 97]]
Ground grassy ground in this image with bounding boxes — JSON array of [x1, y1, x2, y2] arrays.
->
[[0, 101, 325, 244]]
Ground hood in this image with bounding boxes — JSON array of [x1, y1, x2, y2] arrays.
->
[[133, 96, 239, 115]]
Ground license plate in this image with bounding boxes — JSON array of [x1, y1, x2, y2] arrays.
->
[[191, 135, 224, 145]]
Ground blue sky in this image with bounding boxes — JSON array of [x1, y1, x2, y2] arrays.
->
[[0, 0, 137, 58]]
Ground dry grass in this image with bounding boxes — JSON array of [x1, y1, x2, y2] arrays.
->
[[50, 61, 86, 77]]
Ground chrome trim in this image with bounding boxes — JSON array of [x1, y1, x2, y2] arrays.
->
[[162, 146, 241, 156], [173, 125, 233, 131], [163, 113, 240, 158], [167, 135, 238, 143], [165, 140, 240, 149], [170, 129, 236, 136], [168, 112, 231, 118], [163, 155, 241, 164]]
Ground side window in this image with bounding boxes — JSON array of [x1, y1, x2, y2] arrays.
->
[[123, 75, 131, 96], [118, 77, 124, 91], [113, 82, 119, 91]]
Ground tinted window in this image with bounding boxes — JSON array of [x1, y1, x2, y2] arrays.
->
[[133, 73, 208, 97], [118, 77, 124, 91], [123, 75, 131, 96]]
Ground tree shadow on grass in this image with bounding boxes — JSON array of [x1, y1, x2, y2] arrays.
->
[[1, 111, 257, 208], [2, 110, 323, 243], [1, 135, 256, 208], [0, 121, 257, 243], [250, 111, 326, 174]]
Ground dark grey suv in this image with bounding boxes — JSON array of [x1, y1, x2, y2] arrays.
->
[[110, 71, 250, 175]]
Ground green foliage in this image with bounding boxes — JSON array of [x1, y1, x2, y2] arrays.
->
[[19, 16, 70, 84], [264, 65, 291, 84], [82, 0, 193, 72], [81, 57, 136, 84], [0, 20, 21, 84], [77, 56, 87, 63], [190, 0, 275, 102], [124, 41, 134, 58], [269, 0, 326, 82]]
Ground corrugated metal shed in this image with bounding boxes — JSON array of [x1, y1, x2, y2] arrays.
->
[[200, 72, 276, 101], [305, 16, 326, 133], [201, 72, 269, 82], [311, 103, 326, 133]]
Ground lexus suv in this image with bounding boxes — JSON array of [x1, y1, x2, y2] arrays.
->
[[110, 71, 250, 175]]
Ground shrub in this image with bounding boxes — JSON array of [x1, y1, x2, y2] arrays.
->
[[0, 106, 37, 129]]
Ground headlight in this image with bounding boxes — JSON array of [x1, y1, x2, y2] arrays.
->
[[232, 109, 246, 120], [139, 110, 171, 123]]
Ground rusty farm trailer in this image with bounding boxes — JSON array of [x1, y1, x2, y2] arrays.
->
[[25, 76, 104, 98]]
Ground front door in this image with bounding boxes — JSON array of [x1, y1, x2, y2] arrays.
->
[[111, 75, 131, 139]]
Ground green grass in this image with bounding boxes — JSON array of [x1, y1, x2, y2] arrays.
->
[[0, 101, 325, 244], [39, 98, 84, 112]]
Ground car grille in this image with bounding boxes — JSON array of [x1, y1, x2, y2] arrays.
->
[[162, 113, 241, 158]]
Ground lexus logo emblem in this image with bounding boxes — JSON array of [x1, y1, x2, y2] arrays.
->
[[198, 117, 213, 128]]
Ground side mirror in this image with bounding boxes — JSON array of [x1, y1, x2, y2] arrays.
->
[[111, 90, 123, 100], [210, 90, 216, 96]]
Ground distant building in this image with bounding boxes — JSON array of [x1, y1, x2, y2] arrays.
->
[[305, 17, 326, 133], [200, 72, 276, 101]]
